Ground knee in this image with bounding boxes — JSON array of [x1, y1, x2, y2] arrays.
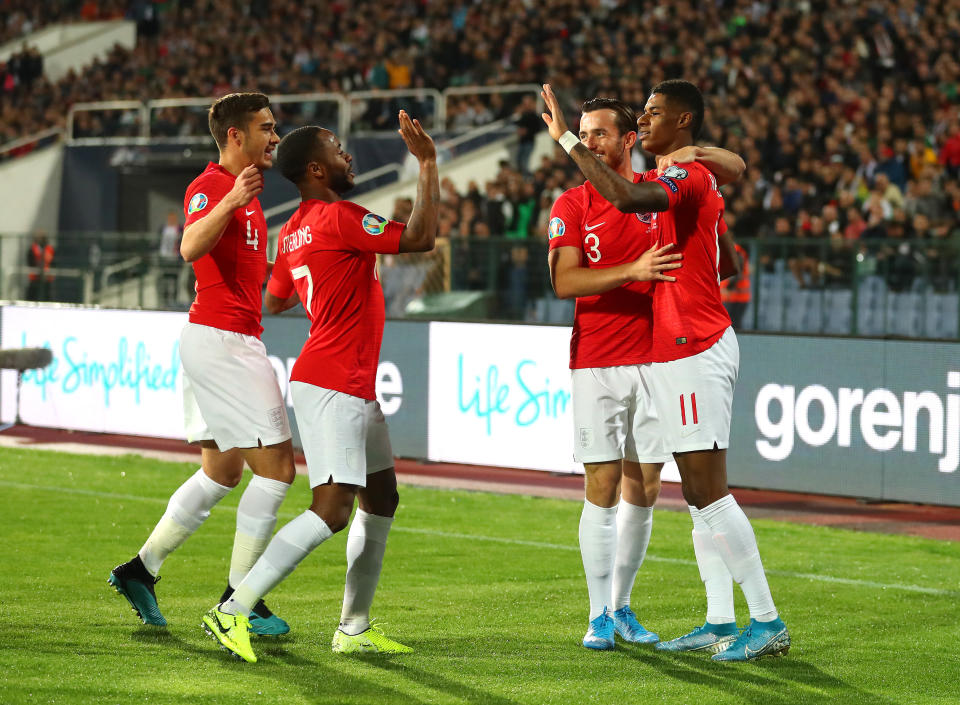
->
[[208, 466, 243, 488], [359, 487, 399, 517], [310, 500, 352, 534], [276, 462, 296, 485], [324, 506, 352, 534], [585, 473, 620, 506]]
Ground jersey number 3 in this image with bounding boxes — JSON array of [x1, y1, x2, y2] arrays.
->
[[584, 233, 601, 263], [246, 220, 259, 250]]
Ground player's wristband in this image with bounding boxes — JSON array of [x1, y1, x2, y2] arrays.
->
[[558, 131, 579, 154]]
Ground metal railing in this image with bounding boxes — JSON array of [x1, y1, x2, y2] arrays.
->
[[60, 85, 542, 146]]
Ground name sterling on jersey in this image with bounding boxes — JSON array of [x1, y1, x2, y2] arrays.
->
[[282, 226, 312, 254]]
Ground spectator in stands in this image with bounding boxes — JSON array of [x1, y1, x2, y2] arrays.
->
[[720, 242, 751, 329], [25, 230, 54, 301], [513, 95, 540, 174], [157, 210, 182, 306], [940, 120, 960, 179]]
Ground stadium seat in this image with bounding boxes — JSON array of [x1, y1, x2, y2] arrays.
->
[[928, 294, 960, 339], [886, 293, 923, 338], [823, 290, 853, 335]]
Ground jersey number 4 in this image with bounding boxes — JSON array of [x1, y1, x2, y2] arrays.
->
[[246, 220, 259, 250], [292, 265, 314, 315]]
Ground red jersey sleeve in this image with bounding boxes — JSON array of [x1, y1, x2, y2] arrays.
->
[[547, 189, 584, 251], [266, 232, 294, 299], [332, 201, 403, 254], [652, 163, 712, 209], [183, 175, 231, 227]]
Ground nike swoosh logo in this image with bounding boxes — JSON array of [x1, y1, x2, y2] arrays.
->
[[680, 425, 701, 438], [584, 222, 605, 231], [245, 209, 256, 216]]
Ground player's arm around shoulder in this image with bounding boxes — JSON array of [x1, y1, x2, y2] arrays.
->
[[397, 110, 439, 253], [181, 165, 263, 262], [657, 146, 746, 187]]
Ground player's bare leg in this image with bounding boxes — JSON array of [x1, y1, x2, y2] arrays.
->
[[609, 462, 661, 644], [671, 448, 789, 660]]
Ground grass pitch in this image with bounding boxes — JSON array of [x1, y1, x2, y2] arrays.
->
[[0, 447, 957, 705]]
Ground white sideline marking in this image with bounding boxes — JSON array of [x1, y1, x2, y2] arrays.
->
[[1, 479, 956, 598]]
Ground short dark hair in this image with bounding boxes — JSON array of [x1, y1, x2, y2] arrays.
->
[[277, 126, 325, 185], [651, 80, 704, 140], [581, 97, 637, 138], [207, 92, 270, 149]]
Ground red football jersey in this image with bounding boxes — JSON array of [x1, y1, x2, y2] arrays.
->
[[267, 199, 403, 400], [183, 162, 267, 337], [644, 162, 731, 362], [548, 174, 657, 369]]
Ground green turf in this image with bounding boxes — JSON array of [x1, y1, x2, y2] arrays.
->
[[0, 447, 957, 705]]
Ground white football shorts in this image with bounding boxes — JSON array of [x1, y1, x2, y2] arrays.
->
[[570, 364, 671, 465], [641, 326, 739, 453], [180, 322, 291, 451], [290, 381, 394, 488]]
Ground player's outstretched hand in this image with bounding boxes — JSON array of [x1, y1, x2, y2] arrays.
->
[[398, 110, 436, 163], [227, 164, 264, 208], [540, 84, 569, 141], [657, 146, 700, 174], [631, 242, 682, 282]]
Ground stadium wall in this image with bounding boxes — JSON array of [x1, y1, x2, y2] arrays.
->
[[1, 305, 957, 506], [0, 143, 64, 236]]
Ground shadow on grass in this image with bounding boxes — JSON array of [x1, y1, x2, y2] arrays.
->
[[358, 657, 522, 705], [622, 647, 895, 705]]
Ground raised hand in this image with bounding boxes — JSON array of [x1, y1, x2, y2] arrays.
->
[[540, 83, 570, 141], [630, 242, 683, 282], [398, 110, 437, 163], [227, 164, 264, 208]]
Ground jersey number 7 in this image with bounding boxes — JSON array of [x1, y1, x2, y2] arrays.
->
[[292, 265, 314, 315]]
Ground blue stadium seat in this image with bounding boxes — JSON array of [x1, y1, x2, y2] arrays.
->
[[856, 276, 888, 336], [886, 293, 922, 338], [927, 294, 960, 339], [823, 290, 853, 334]]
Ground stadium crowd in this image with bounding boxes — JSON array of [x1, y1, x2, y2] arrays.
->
[[2, 0, 960, 306]]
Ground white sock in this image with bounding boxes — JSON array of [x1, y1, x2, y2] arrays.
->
[[611, 501, 653, 611], [579, 500, 617, 621], [340, 509, 393, 635], [229, 475, 291, 588], [700, 494, 778, 622], [222, 510, 332, 616], [688, 505, 735, 624], [138, 468, 232, 576]]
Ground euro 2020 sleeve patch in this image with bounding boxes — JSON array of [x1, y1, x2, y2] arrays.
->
[[548, 216, 566, 239], [188, 193, 208, 214], [361, 213, 388, 235], [662, 165, 688, 179]]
